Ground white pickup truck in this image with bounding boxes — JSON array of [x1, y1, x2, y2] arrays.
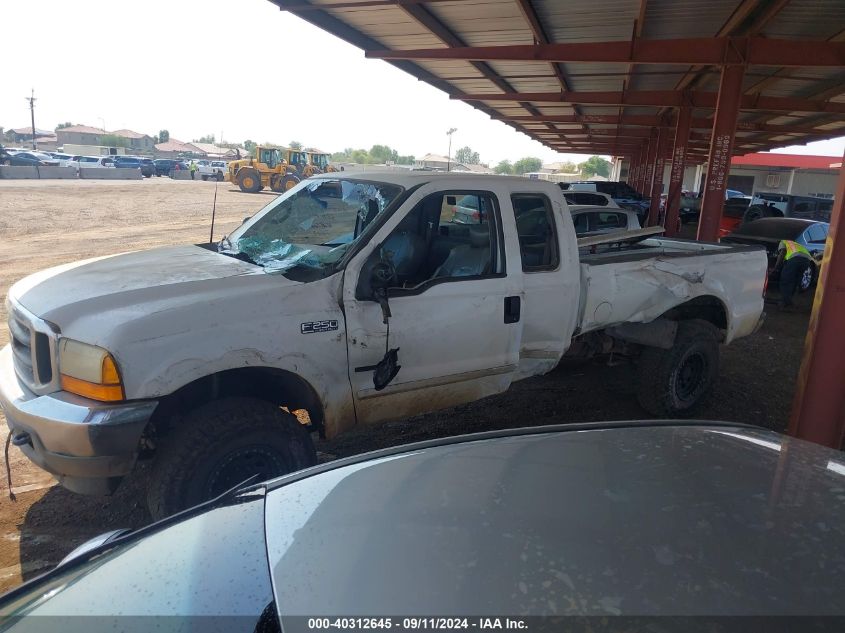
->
[[0, 173, 767, 518], [196, 159, 227, 181]]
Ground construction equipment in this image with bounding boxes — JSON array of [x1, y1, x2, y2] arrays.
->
[[226, 146, 306, 193], [306, 148, 341, 173], [227, 146, 342, 193]]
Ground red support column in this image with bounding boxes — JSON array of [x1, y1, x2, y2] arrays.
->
[[648, 127, 668, 226], [788, 154, 845, 449], [643, 130, 659, 202], [664, 106, 692, 237], [627, 154, 639, 187], [634, 144, 648, 194], [697, 64, 745, 242]]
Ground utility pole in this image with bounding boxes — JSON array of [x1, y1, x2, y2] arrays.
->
[[26, 89, 37, 150], [446, 127, 457, 172]]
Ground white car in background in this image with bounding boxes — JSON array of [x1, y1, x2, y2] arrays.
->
[[570, 205, 642, 237], [49, 153, 77, 167], [71, 156, 115, 169]]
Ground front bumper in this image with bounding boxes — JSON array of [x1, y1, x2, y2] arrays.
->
[[0, 345, 158, 495]]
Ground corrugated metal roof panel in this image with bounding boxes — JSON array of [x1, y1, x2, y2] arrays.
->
[[291, 0, 845, 156]]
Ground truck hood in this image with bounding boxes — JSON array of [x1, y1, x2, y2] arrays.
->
[[10, 245, 266, 324]]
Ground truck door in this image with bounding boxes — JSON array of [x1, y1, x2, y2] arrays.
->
[[343, 183, 523, 426], [510, 192, 580, 380]]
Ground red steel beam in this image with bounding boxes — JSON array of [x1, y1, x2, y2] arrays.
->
[[367, 37, 845, 67], [697, 64, 745, 242], [664, 106, 692, 237], [788, 149, 845, 449], [635, 144, 649, 194], [494, 113, 844, 136], [648, 126, 669, 226], [643, 130, 659, 201], [458, 90, 845, 114]]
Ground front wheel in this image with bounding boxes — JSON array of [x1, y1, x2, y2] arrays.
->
[[636, 321, 719, 417], [146, 397, 317, 519]]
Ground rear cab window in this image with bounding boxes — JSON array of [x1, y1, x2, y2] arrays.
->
[[511, 194, 559, 272]]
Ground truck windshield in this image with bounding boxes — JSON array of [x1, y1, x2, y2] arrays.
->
[[223, 178, 403, 280]]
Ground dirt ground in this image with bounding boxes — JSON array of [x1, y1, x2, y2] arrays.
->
[[0, 178, 812, 591]]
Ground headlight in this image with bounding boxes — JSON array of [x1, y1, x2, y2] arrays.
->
[[59, 339, 124, 402]]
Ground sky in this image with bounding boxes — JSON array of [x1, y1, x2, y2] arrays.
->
[[2, 0, 843, 166]]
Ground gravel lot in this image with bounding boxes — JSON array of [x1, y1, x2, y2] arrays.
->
[[0, 178, 811, 591]]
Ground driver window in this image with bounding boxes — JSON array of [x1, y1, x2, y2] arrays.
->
[[367, 191, 503, 293]]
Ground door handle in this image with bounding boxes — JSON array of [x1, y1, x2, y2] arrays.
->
[[504, 296, 521, 324]]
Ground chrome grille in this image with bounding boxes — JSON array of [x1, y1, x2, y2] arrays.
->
[[8, 301, 57, 393]]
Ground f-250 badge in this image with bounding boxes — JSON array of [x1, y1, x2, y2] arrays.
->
[[301, 320, 339, 334]]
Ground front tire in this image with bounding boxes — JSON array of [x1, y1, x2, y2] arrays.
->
[[237, 168, 262, 193], [146, 397, 317, 519], [636, 321, 719, 417]]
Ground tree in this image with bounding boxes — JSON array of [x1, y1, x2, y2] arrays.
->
[[558, 160, 578, 173], [56, 122, 73, 130], [578, 155, 611, 178], [494, 160, 513, 175], [289, 140, 302, 150], [512, 157, 542, 175], [159, 129, 170, 143], [454, 146, 480, 166], [396, 154, 415, 165], [350, 149, 369, 164], [3, 129, 14, 142], [99, 134, 129, 148], [195, 134, 216, 144]]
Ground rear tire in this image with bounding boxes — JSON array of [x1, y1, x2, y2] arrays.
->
[[146, 397, 317, 520], [282, 174, 301, 191], [269, 173, 287, 192], [636, 321, 719, 417], [743, 205, 771, 224]]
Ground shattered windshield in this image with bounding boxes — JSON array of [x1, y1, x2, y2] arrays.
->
[[222, 178, 403, 280]]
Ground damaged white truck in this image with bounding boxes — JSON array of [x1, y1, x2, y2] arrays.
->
[[1, 173, 767, 518]]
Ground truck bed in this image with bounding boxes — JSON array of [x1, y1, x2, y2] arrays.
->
[[577, 237, 767, 343]]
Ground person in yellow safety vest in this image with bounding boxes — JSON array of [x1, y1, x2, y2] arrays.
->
[[189, 160, 198, 180], [773, 239, 813, 310]]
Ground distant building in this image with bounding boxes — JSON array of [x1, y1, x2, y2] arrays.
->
[[9, 127, 54, 144], [414, 153, 468, 171], [189, 142, 249, 159], [154, 139, 203, 158], [56, 125, 106, 147], [111, 129, 155, 152], [726, 153, 840, 198]]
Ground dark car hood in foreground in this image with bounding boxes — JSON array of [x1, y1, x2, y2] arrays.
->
[[2, 423, 844, 630], [266, 424, 845, 618]]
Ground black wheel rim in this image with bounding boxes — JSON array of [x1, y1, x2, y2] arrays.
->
[[674, 351, 708, 404], [205, 447, 287, 498]]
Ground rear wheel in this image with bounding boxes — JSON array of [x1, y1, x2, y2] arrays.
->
[[201, 174, 208, 181], [237, 168, 262, 193], [146, 397, 317, 520], [637, 321, 719, 417]]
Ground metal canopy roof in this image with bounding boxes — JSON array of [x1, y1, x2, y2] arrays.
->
[[269, 0, 845, 160]]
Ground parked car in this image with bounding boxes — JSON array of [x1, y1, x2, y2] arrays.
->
[[725, 189, 747, 199], [718, 196, 753, 236], [562, 180, 650, 221], [196, 159, 227, 181], [559, 188, 621, 209], [153, 158, 188, 176], [0, 174, 767, 518], [722, 217, 829, 292], [3, 151, 58, 167], [72, 155, 115, 169], [570, 205, 641, 237], [742, 192, 833, 224], [1, 422, 844, 625], [113, 156, 154, 177], [47, 153, 77, 167]]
